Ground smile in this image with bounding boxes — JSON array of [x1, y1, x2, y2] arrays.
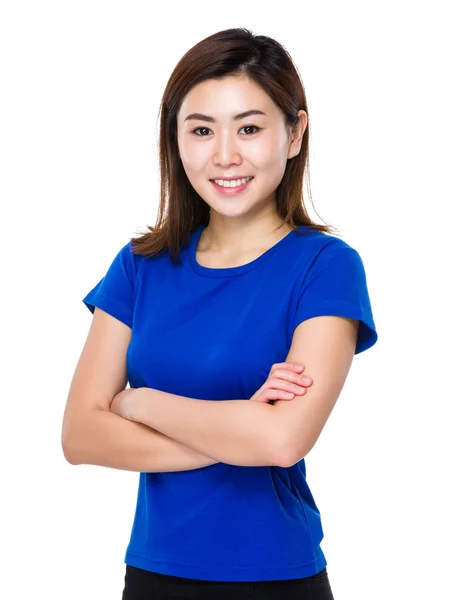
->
[[210, 176, 254, 195]]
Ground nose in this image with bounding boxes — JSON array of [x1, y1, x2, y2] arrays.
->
[[212, 131, 242, 167]]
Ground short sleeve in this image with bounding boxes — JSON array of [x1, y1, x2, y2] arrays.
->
[[82, 241, 137, 328], [293, 245, 378, 354]]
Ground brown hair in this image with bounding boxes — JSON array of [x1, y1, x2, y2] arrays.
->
[[130, 27, 340, 263]]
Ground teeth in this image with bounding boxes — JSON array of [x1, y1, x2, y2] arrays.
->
[[213, 176, 253, 187]]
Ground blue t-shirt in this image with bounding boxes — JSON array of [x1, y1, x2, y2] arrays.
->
[[82, 223, 378, 582]]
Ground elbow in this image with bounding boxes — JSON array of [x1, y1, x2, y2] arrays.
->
[[272, 427, 306, 468], [268, 409, 317, 468], [61, 421, 76, 464], [62, 440, 80, 465], [61, 432, 83, 465], [62, 408, 110, 465], [280, 439, 317, 468], [279, 448, 301, 468], [61, 418, 90, 465], [274, 444, 298, 469], [274, 439, 307, 467], [61, 407, 105, 465]]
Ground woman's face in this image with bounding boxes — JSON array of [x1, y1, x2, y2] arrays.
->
[[176, 76, 303, 220]]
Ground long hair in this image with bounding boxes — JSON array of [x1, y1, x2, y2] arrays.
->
[[130, 27, 340, 263]]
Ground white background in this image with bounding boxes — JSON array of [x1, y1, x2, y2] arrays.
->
[[1, 1, 467, 598]]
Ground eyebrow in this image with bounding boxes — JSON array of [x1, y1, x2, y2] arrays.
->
[[184, 109, 267, 123]]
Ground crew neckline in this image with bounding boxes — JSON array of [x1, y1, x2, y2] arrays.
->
[[187, 224, 301, 278]]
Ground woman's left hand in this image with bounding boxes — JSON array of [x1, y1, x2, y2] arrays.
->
[[109, 388, 142, 421]]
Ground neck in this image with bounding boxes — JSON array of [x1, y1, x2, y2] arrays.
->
[[199, 214, 292, 255]]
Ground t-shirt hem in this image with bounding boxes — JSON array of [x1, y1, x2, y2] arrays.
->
[[124, 547, 327, 583]]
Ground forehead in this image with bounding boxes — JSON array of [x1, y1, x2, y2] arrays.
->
[[178, 76, 278, 120]]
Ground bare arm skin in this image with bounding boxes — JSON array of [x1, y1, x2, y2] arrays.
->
[[64, 408, 220, 472], [120, 388, 285, 467], [62, 308, 220, 473]]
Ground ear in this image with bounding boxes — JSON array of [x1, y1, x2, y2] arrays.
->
[[287, 110, 308, 159]]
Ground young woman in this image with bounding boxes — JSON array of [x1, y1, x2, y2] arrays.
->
[[62, 27, 378, 599]]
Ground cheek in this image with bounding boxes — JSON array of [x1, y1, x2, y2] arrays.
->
[[179, 137, 206, 172], [246, 132, 287, 167]]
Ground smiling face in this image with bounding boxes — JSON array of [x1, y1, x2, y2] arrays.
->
[[176, 75, 303, 222]]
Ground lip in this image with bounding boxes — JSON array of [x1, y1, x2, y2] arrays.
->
[[210, 176, 252, 181], [210, 177, 254, 195]]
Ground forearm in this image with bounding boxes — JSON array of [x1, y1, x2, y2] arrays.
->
[[131, 389, 286, 467], [63, 409, 219, 472]]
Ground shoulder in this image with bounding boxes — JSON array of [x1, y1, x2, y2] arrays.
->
[[107, 240, 146, 287], [123, 239, 146, 266], [291, 226, 359, 263]]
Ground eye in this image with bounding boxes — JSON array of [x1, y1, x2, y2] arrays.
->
[[241, 125, 260, 135], [191, 125, 261, 137], [191, 127, 212, 137]]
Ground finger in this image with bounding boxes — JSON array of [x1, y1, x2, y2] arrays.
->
[[283, 367, 312, 384], [262, 388, 296, 401], [266, 377, 308, 395], [270, 362, 304, 376], [269, 371, 313, 387]]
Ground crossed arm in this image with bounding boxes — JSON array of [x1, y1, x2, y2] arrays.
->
[[110, 388, 288, 468], [109, 315, 358, 471]]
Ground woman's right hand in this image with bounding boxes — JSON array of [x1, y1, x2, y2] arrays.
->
[[249, 362, 313, 405]]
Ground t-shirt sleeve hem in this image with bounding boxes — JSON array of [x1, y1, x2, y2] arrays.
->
[[83, 290, 133, 329], [293, 300, 378, 355]]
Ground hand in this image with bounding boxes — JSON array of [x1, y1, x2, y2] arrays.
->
[[109, 388, 141, 421], [249, 362, 313, 405]]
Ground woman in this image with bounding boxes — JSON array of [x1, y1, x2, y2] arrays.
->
[[62, 28, 378, 599]]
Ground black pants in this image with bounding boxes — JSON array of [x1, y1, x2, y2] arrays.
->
[[122, 564, 335, 599]]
